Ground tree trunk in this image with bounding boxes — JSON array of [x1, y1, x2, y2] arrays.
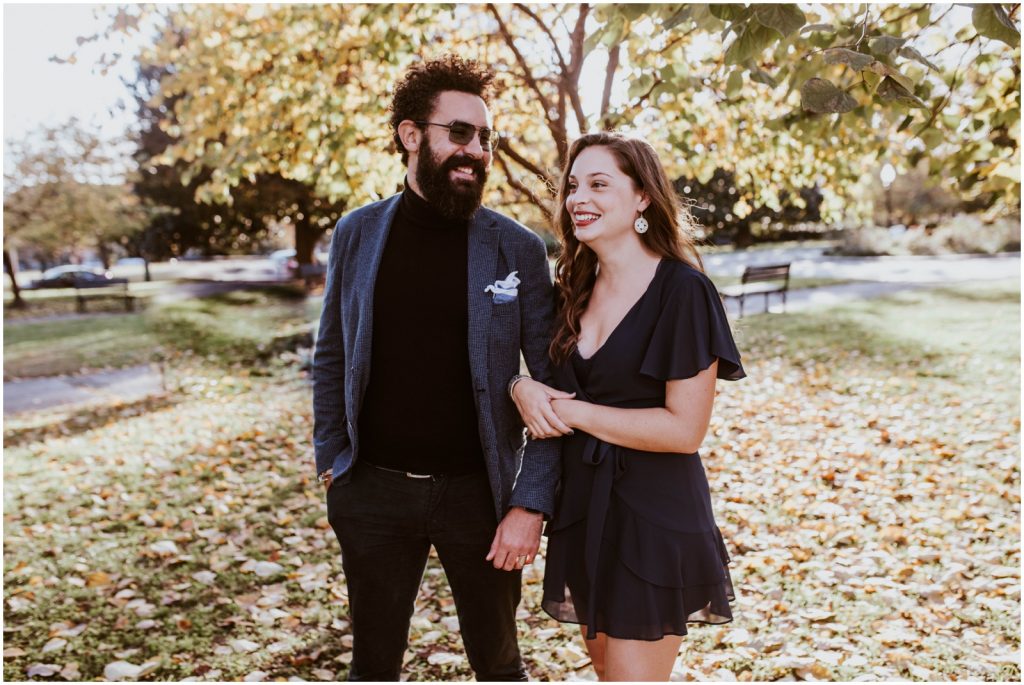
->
[[4, 248, 25, 309], [98, 242, 111, 270], [294, 211, 320, 267], [733, 221, 754, 249], [143, 258, 152, 282]]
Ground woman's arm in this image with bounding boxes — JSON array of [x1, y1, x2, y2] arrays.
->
[[511, 377, 575, 439], [552, 361, 719, 453]]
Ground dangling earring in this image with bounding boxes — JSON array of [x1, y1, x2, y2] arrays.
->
[[634, 212, 649, 234]]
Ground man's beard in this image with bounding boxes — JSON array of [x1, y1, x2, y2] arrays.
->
[[415, 136, 488, 221]]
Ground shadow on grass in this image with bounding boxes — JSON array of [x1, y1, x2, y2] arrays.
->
[[3, 393, 182, 448], [929, 287, 1022, 306], [737, 281, 1020, 389]]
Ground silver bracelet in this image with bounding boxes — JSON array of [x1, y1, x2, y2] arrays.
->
[[507, 374, 530, 399]]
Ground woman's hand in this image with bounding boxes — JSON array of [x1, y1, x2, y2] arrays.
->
[[550, 398, 587, 433], [511, 378, 576, 439]]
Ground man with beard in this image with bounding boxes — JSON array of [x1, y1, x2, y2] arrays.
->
[[312, 55, 567, 681]]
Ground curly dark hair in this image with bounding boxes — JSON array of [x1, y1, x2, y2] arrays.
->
[[389, 55, 495, 164]]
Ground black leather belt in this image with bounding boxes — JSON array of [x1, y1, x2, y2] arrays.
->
[[365, 462, 434, 479]]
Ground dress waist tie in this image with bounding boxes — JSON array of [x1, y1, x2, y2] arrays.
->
[[581, 435, 628, 640]]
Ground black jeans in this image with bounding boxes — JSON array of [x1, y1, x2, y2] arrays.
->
[[326, 462, 527, 681]]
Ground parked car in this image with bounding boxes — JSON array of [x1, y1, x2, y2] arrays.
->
[[269, 248, 327, 279], [29, 265, 127, 289], [269, 248, 299, 278]]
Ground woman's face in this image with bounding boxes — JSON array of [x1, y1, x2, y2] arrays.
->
[[565, 145, 648, 245]]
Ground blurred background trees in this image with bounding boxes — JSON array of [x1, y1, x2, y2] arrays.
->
[[10, 3, 1021, 268], [3, 120, 147, 302]]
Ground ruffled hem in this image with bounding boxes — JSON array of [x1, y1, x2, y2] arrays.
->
[[542, 496, 735, 641]]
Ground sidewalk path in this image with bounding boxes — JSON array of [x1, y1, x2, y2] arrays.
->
[[705, 248, 1020, 283], [3, 364, 165, 416], [721, 281, 934, 317], [708, 249, 1019, 317]]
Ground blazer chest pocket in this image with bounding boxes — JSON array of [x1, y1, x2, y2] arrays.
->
[[492, 300, 518, 316]]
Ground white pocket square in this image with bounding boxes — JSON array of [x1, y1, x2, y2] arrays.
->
[[485, 270, 520, 303]]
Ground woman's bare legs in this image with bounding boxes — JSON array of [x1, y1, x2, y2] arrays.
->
[[601, 633, 684, 681], [580, 626, 607, 681]]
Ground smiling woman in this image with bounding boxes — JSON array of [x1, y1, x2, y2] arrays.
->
[[511, 131, 745, 682]]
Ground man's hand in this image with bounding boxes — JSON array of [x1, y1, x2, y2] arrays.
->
[[486, 507, 543, 571], [319, 469, 333, 491], [511, 378, 575, 440]]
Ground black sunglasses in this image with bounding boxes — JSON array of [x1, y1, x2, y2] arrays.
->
[[414, 120, 500, 151]]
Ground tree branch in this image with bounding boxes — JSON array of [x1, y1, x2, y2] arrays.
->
[[495, 151, 554, 221], [501, 138, 554, 187], [855, 5, 872, 47], [600, 44, 621, 123], [880, 3, 924, 28], [916, 34, 979, 136], [513, 3, 569, 75], [487, 3, 555, 118], [563, 4, 591, 133]]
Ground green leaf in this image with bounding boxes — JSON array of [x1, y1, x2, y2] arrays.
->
[[898, 46, 939, 72], [662, 5, 690, 30], [870, 35, 907, 55], [875, 77, 927, 109], [619, 4, 650, 21], [724, 20, 776, 64], [915, 6, 931, 28], [753, 4, 806, 38], [601, 16, 627, 48], [685, 4, 722, 32], [750, 68, 777, 87], [823, 48, 874, 71], [972, 4, 1020, 47], [726, 69, 744, 97], [800, 78, 858, 113], [866, 61, 917, 95], [710, 4, 752, 22], [583, 29, 604, 55], [919, 127, 944, 150], [897, 114, 914, 132], [627, 73, 656, 101]]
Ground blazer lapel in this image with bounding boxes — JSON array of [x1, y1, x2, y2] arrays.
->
[[352, 194, 401, 408], [467, 211, 500, 388]]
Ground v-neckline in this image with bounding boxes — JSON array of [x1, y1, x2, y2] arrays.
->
[[575, 259, 665, 362]]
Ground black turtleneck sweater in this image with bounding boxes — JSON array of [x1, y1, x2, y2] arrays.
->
[[358, 185, 485, 474]]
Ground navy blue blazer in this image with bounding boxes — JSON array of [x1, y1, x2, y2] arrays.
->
[[312, 193, 561, 518]]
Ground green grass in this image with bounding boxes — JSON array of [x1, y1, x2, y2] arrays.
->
[[731, 278, 1021, 389], [3, 281, 179, 321], [147, 288, 313, 363], [3, 279, 1019, 681], [4, 286, 316, 379], [3, 314, 162, 380]]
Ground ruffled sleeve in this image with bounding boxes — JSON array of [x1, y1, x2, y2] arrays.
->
[[639, 262, 746, 382]]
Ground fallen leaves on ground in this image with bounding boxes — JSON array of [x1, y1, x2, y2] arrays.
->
[[3, 283, 1020, 681]]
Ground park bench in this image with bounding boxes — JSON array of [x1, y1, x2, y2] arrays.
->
[[74, 280, 135, 313], [720, 263, 790, 317]]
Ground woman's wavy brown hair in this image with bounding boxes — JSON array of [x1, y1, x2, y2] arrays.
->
[[549, 132, 705, 365]]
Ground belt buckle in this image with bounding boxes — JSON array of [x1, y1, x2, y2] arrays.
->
[[406, 471, 432, 479]]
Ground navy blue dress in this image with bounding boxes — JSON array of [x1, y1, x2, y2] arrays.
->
[[541, 259, 746, 641]]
